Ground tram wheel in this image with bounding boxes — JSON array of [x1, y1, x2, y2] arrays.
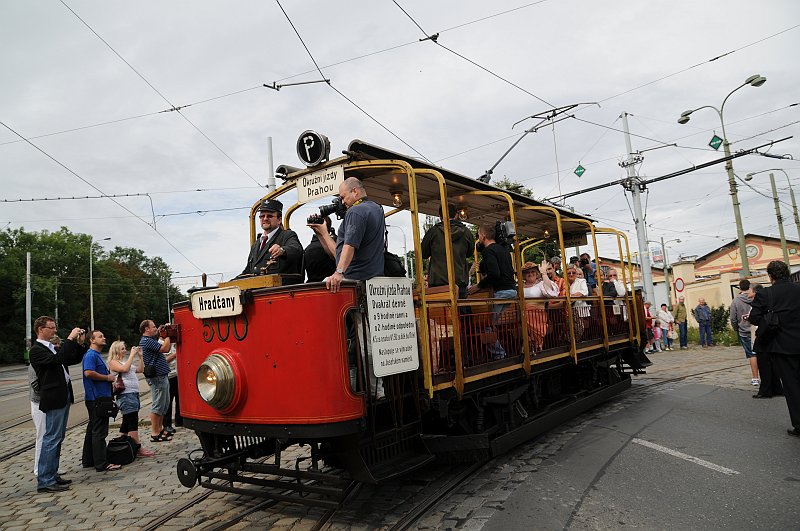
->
[[177, 458, 199, 487]]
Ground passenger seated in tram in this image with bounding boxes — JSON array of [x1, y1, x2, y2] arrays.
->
[[521, 260, 559, 352], [566, 264, 590, 340]]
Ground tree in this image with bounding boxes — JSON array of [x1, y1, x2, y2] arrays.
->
[[0, 227, 186, 363]]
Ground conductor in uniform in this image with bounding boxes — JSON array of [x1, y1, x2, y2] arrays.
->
[[241, 199, 302, 279]]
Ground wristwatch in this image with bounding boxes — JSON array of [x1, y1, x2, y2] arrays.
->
[[336, 268, 344, 274]]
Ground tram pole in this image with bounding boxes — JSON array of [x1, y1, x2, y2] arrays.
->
[[266, 136, 276, 191], [621, 113, 655, 305], [26, 252, 32, 352]]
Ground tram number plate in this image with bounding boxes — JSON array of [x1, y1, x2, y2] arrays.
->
[[296, 164, 345, 205], [366, 277, 419, 377], [191, 287, 243, 319]]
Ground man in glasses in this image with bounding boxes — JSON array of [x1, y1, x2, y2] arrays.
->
[[241, 199, 302, 279], [28, 317, 87, 493]]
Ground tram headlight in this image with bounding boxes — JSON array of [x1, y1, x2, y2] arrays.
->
[[196, 353, 235, 410]]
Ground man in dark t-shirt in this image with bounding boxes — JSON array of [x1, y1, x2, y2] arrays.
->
[[326, 177, 385, 293], [304, 216, 337, 282]]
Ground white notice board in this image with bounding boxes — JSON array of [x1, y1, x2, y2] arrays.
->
[[365, 277, 419, 377]]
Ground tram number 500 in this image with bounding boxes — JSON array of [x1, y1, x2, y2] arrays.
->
[[202, 313, 248, 343]]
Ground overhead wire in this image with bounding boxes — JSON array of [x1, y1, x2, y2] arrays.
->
[[0, 119, 204, 271], [60, 0, 264, 188], [274, 0, 431, 162]]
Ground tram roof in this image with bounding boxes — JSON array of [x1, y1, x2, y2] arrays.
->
[[344, 140, 596, 242]]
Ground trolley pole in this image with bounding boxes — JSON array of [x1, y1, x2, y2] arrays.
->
[[620, 112, 655, 305], [26, 252, 32, 352]]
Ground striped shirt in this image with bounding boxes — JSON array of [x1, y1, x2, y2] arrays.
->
[[139, 335, 170, 377]]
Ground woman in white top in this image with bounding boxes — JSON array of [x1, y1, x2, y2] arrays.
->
[[522, 260, 559, 351], [108, 341, 154, 457], [656, 304, 675, 350], [566, 264, 590, 339]]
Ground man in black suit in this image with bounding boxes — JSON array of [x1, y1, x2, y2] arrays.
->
[[749, 260, 800, 438], [28, 316, 87, 492], [241, 199, 302, 280]]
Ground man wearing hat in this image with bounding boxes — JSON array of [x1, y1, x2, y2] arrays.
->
[[242, 199, 302, 279]]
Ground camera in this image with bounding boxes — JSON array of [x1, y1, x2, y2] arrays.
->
[[307, 213, 324, 225], [159, 324, 179, 341], [318, 196, 347, 220], [495, 220, 516, 249]]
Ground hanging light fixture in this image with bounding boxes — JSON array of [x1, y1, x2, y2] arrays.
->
[[543, 228, 550, 239], [458, 208, 467, 220], [391, 192, 403, 208]]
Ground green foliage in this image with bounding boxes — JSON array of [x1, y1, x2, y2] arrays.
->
[[710, 305, 730, 335], [494, 177, 533, 198], [686, 327, 739, 347], [0, 227, 186, 364]]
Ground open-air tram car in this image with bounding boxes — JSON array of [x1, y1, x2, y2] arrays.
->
[[172, 132, 644, 507]]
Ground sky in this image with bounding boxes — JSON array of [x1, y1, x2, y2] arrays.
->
[[2, 0, 799, 291]]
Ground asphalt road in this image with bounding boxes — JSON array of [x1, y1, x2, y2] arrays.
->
[[485, 383, 800, 530]]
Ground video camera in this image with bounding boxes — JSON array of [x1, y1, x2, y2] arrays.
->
[[495, 220, 516, 250]]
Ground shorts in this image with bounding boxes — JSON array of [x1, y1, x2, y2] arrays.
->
[[146, 375, 170, 415], [646, 328, 654, 341], [739, 335, 755, 358], [116, 392, 141, 415]]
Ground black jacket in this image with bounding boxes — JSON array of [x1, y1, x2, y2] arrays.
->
[[749, 278, 800, 356], [421, 219, 474, 288], [29, 338, 87, 412], [478, 242, 516, 292], [242, 226, 303, 277]]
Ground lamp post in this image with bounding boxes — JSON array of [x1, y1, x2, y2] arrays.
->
[[677, 74, 767, 277], [745, 171, 791, 264], [89, 237, 111, 330], [386, 224, 410, 278]]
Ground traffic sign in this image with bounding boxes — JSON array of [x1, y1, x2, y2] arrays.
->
[[674, 277, 685, 292], [708, 135, 723, 151], [296, 130, 331, 167], [574, 164, 585, 177]]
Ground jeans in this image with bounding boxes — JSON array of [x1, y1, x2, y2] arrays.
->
[[488, 289, 517, 359], [82, 400, 110, 471], [661, 328, 672, 348], [678, 321, 688, 348], [37, 403, 70, 489], [739, 335, 755, 358], [699, 323, 713, 346]]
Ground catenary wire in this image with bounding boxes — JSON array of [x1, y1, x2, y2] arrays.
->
[[60, 0, 263, 188]]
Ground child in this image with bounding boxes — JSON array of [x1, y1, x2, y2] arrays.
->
[[652, 319, 663, 352]]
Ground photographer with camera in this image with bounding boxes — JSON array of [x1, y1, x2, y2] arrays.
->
[[241, 199, 302, 279], [325, 177, 385, 294], [29, 317, 87, 493], [138, 320, 176, 443], [305, 214, 337, 282]]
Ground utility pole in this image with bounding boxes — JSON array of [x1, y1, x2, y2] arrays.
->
[[266, 136, 276, 191], [620, 113, 655, 304], [26, 252, 32, 352], [768, 173, 791, 264], [661, 237, 671, 308]]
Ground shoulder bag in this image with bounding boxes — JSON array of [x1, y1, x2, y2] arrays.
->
[[94, 395, 119, 418], [755, 289, 780, 345], [112, 373, 125, 396], [107, 435, 137, 465]]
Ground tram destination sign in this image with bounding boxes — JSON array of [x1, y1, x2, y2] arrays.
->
[[296, 164, 345, 205], [366, 277, 420, 377], [190, 286, 243, 319]]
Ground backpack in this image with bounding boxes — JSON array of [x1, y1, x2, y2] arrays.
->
[[383, 251, 406, 277]]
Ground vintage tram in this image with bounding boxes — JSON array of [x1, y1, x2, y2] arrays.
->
[[173, 133, 644, 507]]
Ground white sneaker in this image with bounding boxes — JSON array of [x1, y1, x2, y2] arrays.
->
[[751, 378, 760, 386]]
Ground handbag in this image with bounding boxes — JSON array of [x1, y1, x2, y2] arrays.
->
[[112, 374, 125, 396], [755, 289, 780, 344], [94, 395, 119, 418], [107, 435, 137, 465], [143, 364, 157, 378]]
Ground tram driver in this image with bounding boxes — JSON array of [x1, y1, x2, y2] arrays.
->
[[241, 199, 303, 280]]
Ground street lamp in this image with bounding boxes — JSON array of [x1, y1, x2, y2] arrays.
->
[[677, 74, 767, 277], [89, 237, 111, 330], [746, 168, 800, 242], [745, 171, 791, 264], [386, 224, 411, 278]]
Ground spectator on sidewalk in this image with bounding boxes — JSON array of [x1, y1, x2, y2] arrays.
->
[[107, 341, 154, 457], [749, 283, 784, 399], [748, 260, 800, 437], [164, 347, 182, 434], [693, 298, 713, 348], [139, 320, 176, 443], [643, 301, 655, 353], [730, 279, 759, 386], [657, 304, 675, 351], [81, 330, 121, 472], [29, 317, 86, 493], [673, 296, 689, 349], [28, 335, 61, 477]]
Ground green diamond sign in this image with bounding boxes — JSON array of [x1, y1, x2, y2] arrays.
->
[[574, 164, 586, 177], [708, 135, 723, 150]]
